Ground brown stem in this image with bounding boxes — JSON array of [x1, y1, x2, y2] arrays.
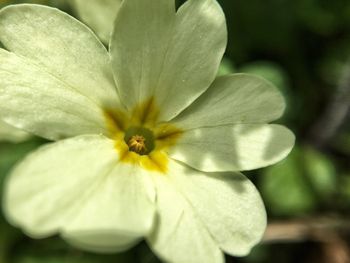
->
[[263, 217, 350, 243]]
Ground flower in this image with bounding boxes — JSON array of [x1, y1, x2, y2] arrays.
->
[[71, 0, 122, 44], [0, 1, 294, 263], [0, 120, 30, 142]]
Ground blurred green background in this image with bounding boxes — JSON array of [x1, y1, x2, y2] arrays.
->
[[0, 0, 350, 262]]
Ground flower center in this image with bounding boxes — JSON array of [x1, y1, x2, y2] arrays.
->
[[104, 97, 183, 173], [128, 135, 147, 154], [124, 127, 155, 156]]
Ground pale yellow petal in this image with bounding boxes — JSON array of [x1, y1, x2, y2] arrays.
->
[[110, 0, 226, 121], [3, 135, 156, 252], [169, 124, 295, 172]]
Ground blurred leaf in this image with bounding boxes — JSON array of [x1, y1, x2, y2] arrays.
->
[[261, 145, 338, 216], [217, 57, 236, 76], [261, 146, 317, 216], [303, 146, 336, 199], [0, 139, 44, 188], [239, 61, 289, 93]]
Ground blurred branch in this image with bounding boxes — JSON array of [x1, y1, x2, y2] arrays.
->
[[263, 217, 350, 243], [263, 217, 350, 263], [309, 62, 350, 147], [321, 237, 350, 263]]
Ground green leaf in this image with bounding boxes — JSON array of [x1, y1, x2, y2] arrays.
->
[[217, 57, 236, 76], [0, 139, 44, 190], [303, 146, 336, 199], [261, 146, 317, 216], [239, 61, 289, 93]]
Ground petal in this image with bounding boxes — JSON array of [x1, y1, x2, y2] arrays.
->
[[63, 231, 139, 254], [0, 49, 107, 140], [167, 160, 267, 257], [0, 120, 30, 143], [72, 0, 122, 44], [169, 124, 295, 172], [0, 4, 119, 107], [3, 135, 156, 252], [147, 174, 224, 263], [110, 0, 226, 121], [172, 74, 286, 129], [63, 159, 157, 253]]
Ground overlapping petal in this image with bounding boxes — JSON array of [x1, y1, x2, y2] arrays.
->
[[169, 124, 295, 172], [172, 74, 286, 129], [0, 4, 119, 107], [147, 172, 224, 263], [72, 0, 122, 44], [165, 160, 266, 256], [3, 135, 156, 252], [0, 49, 108, 140], [148, 159, 266, 261], [110, 0, 226, 121]]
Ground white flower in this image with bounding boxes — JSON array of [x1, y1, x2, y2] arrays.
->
[[72, 0, 122, 44], [0, 1, 294, 263], [0, 120, 30, 142]]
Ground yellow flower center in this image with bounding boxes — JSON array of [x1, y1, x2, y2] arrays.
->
[[128, 135, 147, 155], [104, 97, 183, 173]]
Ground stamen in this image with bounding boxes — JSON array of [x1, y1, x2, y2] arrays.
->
[[128, 135, 147, 154]]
